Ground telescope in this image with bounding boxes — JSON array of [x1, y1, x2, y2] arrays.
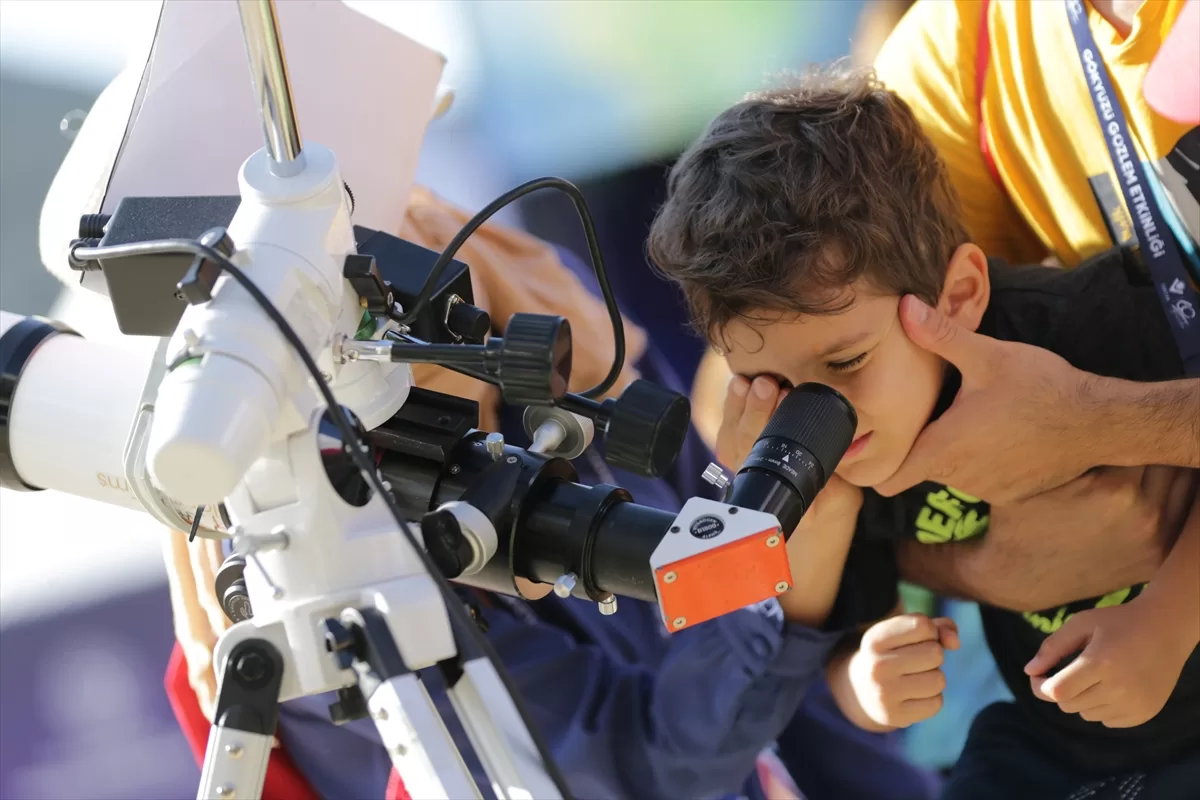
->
[[0, 3, 858, 799]]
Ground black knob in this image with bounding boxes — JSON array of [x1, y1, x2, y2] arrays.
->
[[602, 379, 691, 478], [494, 314, 572, 407], [446, 301, 490, 344], [215, 554, 253, 623], [420, 508, 474, 579]]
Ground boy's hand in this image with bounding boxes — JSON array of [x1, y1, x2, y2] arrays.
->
[[847, 614, 960, 729], [716, 374, 785, 471], [1024, 599, 1193, 728]]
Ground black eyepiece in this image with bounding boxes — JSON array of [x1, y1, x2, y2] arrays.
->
[[727, 383, 858, 535]]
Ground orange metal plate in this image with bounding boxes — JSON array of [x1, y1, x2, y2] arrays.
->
[[655, 528, 792, 631]]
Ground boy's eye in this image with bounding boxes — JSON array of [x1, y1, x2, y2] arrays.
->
[[827, 353, 867, 373]]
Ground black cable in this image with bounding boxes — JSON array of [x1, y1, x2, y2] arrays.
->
[[71, 237, 577, 800], [394, 178, 624, 399]]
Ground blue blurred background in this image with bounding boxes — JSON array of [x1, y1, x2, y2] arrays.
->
[[1, 2, 1006, 798]]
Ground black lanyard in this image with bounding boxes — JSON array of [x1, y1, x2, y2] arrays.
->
[[1065, 0, 1200, 376]]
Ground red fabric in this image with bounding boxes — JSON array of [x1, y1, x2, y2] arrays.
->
[[164, 641, 411, 800], [976, 0, 1004, 189]]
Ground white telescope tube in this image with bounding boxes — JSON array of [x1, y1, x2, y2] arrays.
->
[[0, 311, 224, 531]]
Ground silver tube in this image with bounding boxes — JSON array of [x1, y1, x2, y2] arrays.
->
[[237, 0, 305, 177]]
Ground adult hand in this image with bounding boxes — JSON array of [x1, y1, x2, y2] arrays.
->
[[1024, 598, 1194, 728], [874, 296, 1097, 503], [847, 614, 959, 729], [898, 466, 1198, 612]]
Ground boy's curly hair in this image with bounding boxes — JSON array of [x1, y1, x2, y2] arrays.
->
[[648, 65, 969, 347]]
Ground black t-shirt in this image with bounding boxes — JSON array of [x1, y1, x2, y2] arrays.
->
[[843, 247, 1200, 774]]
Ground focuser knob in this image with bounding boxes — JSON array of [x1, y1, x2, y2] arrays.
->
[[602, 379, 690, 478]]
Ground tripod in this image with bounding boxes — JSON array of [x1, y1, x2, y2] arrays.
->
[[199, 606, 560, 800]]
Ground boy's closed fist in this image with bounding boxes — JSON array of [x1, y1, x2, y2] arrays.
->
[[716, 375, 785, 471], [848, 614, 960, 729]]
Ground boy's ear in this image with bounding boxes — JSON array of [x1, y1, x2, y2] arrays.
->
[[937, 244, 990, 332]]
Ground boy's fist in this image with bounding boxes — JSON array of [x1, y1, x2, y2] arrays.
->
[[715, 375, 785, 471], [848, 614, 960, 729]]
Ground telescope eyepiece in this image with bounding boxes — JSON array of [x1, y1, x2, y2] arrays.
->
[[728, 383, 858, 535]]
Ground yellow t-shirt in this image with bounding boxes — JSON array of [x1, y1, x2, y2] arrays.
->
[[875, 0, 1200, 269]]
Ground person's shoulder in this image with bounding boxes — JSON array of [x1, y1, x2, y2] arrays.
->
[[875, 0, 984, 98], [984, 250, 1184, 380]]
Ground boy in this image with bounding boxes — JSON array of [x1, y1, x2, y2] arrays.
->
[[648, 66, 1200, 798]]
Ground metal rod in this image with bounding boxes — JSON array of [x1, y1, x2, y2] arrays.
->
[[237, 0, 305, 177]]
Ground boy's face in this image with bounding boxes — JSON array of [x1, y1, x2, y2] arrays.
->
[[721, 282, 945, 489]]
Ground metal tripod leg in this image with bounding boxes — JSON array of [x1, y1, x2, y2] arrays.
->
[[440, 648, 563, 799], [324, 607, 481, 800], [198, 638, 285, 800]]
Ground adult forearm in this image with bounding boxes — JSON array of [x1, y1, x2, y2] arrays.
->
[[1089, 376, 1200, 469], [894, 537, 1156, 613]]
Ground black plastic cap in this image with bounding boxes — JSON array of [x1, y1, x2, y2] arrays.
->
[[497, 313, 572, 406], [603, 379, 691, 478], [761, 383, 858, 478], [420, 508, 474, 579], [446, 301, 491, 344]]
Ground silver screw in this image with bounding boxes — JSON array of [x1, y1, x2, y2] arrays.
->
[[374, 707, 389, 722], [393, 743, 408, 757], [672, 617, 687, 629], [215, 785, 236, 798], [766, 535, 780, 548], [598, 596, 618, 615], [449, 464, 461, 475], [701, 462, 730, 490], [321, 371, 333, 383], [775, 581, 790, 593], [506, 455, 519, 464], [225, 743, 244, 759], [553, 572, 578, 598], [663, 571, 678, 584], [486, 432, 505, 461]]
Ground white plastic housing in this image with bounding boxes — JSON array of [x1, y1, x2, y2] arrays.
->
[[147, 142, 357, 507]]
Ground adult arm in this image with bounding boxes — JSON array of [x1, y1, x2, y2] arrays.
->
[[895, 466, 1200, 612], [1087, 375, 1200, 470]]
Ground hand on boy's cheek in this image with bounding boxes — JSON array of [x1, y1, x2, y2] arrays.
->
[[874, 295, 1093, 503], [1024, 602, 1188, 728], [716, 375, 788, 471]]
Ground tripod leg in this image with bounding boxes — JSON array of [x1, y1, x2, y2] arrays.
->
[[198, 638, 285, 800], [441, 655, 564, 800], [324, 609, 481, 800]]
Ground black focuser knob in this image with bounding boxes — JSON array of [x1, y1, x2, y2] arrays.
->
[[493, 313, 572, 407], [215, 554, 253, 623], [420, 508, 474, 580], [602, 379, 691, 478]]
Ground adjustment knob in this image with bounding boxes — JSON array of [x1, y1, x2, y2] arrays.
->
[[702, 462, 730, 490], [420, 508, 474, 580], [446, 299, 490, 344], [495, 314, 572, 407], [602, 379, 691, 478]]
